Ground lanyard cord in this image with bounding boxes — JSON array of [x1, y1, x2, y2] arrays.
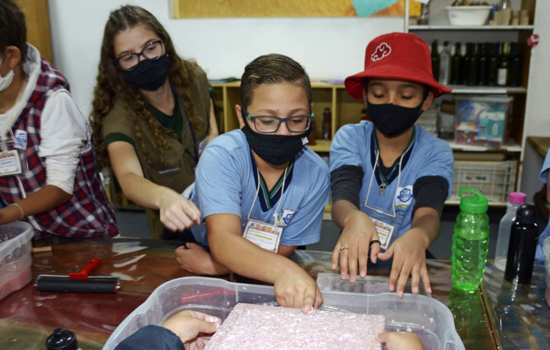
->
[[247, 166, 288, 222], [365, 140, 413, 218]]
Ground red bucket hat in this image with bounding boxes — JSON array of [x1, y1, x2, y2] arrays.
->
[[345, 32, 451, 100]]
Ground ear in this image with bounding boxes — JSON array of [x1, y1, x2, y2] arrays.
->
[[421, 92, 434, 112], [2, 46, 22, 71], [235, 104, 245, 128]]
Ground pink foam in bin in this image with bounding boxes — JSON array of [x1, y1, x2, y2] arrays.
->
[[205, 303, 385, 350], [0, 222, 34, 301]]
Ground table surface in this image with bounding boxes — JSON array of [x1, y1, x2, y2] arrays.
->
[[1, 238, 547, 350]]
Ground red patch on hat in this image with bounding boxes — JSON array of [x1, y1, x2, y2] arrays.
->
[[371, 42, 392, 62]]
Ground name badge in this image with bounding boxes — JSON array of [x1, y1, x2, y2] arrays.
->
[[370, 217, 395, 250], [243, 219, 282, 253], [14, 130, 27, 150], [0, 150, 23, 176]]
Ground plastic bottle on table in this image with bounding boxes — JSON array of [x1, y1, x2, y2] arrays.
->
[[494, 192, 526, 271], [451, 187, 490, 293], [505, 204, 542, 284]]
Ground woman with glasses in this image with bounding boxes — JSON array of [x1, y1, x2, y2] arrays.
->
[[330, 33, 453, 296], [175, 54, 329, 311], [0, 0, 117, 238], [91, 5, 218, 239]]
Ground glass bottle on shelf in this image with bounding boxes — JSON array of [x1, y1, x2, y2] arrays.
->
[[439, 41, 451, 86], [322, 107, 332, 140], [464, 43, 478, 86], [478, 43, 489, 86], [431, 40, 440, 81], [497, 42, 510, 87], [450, 42, 463, 85], [488, 43, 500, 87], [307, 116, 317, 145], [508, 42, 522, 87]]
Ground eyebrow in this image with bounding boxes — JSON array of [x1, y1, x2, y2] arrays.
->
[[117, 38, 158, 58], [368, 82, 384, 88], [399, 83, 421, 90], [250, 108, 308, 115]]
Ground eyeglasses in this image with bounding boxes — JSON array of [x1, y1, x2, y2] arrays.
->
[[116, 40, 165, 70], [246, 114, 312, 134]]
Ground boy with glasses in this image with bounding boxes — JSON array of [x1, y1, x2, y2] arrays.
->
[[176, 54, 329, 312]]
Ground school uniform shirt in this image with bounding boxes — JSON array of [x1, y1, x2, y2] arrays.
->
[[190, 129, 330, 247], [536, 148, 550, 261], [330, 121, 453, 247]]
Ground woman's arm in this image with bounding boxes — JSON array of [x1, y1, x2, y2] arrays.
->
[[108, 141, 200, 231]]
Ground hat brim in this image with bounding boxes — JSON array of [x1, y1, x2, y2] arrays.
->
[[344, 64, 452, 100]]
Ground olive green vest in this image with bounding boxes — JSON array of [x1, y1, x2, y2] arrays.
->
[[102, 61, 210, 238]]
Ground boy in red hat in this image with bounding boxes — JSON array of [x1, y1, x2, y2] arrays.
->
[[330, 32, 453, 296]]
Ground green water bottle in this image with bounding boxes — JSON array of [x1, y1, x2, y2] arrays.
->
[[451, 187, 490, 293]]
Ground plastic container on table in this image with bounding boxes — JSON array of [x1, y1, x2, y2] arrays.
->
[[454, 95, 513, 148], [0, 221, 34, 301], [446, 6, 491, 26], [103, 276, 465, 350]]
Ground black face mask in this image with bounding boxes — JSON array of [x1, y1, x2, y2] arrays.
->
[[366, 102, 424, 138], [121, 54, 170, 91], [242, 125, 307, 166]]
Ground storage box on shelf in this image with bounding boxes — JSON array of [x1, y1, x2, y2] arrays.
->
[[449, 160, 518, 205]]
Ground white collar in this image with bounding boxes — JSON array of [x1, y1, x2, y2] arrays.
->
[[0, 44, 42, 138]]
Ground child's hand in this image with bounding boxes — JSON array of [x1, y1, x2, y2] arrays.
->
[[162, 310, 220, 344], [377, 331, 425, 350]]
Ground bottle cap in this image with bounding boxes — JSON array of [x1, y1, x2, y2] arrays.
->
[[515, 204, 537, 225], [508, 192, 526, 205], [46, 328, 78, 350], [459, 187, 489, 214]]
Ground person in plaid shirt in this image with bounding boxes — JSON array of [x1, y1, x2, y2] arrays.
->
[[0, 0, 117, 238]]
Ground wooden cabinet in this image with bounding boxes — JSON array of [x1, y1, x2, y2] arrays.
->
[[15, 0, 53, 62]]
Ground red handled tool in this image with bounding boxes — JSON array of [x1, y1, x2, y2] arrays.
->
[[69, 257, 102, 281], [36, 257, 120, 293]]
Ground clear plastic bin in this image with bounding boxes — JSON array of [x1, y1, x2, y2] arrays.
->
[[317, 272, 391, 294], [103, 277, 465, 350], [0, 221, 34, 301]]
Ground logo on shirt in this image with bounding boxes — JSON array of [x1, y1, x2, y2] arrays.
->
[[371, 42, 392, 62], [395, 185, 413, 209], [275, 209, 296, 227]]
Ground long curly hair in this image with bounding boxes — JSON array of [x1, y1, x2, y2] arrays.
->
[[91, 5, 202, 169]]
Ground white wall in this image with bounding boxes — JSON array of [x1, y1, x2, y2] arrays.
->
[[48, 0, 402, 116], [523, 0, 550, 140]]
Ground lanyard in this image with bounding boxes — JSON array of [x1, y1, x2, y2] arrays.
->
[[247, 167, 288, 224], [364, 140, 414, 218]]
